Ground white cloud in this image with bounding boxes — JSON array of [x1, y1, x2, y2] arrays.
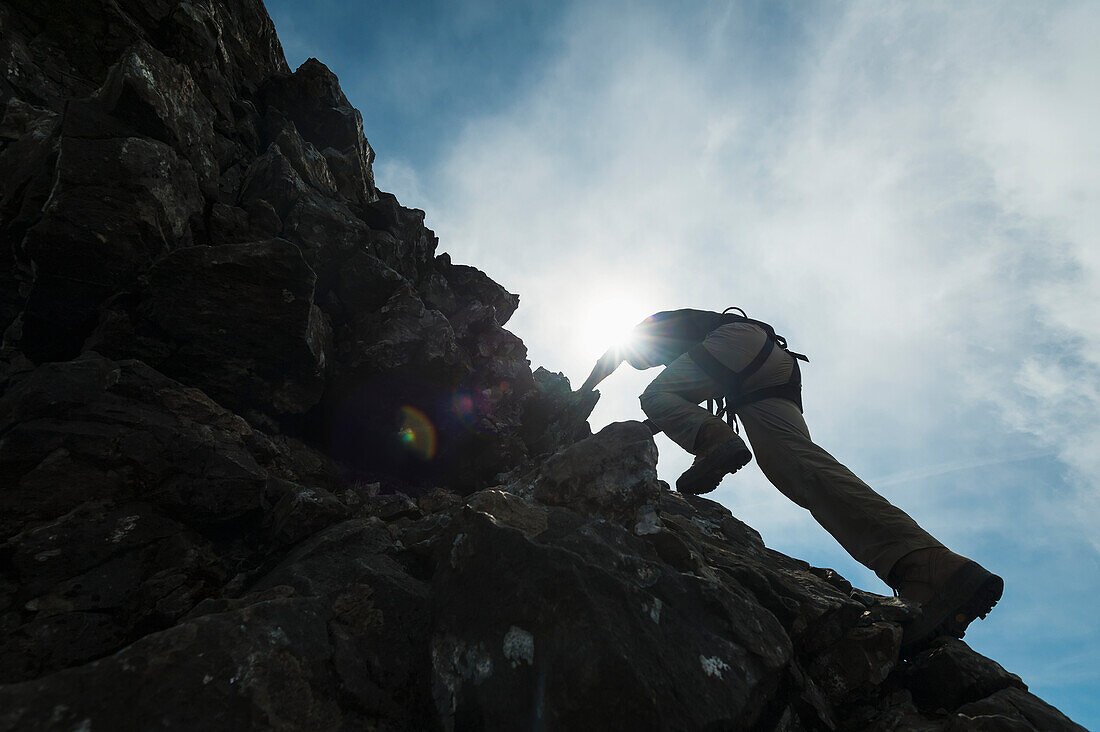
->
[[375, 158, 433, 213], [423, 1, 1100, 562]]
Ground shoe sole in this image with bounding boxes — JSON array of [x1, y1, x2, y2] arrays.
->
[[676, 442, 752, 496], [901, 561, 1004, 654]]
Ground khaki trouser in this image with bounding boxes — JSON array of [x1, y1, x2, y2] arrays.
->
[[639, 323, 942, 581]]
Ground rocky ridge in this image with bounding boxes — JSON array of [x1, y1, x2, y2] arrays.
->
[[0, 1, 1086, 729]]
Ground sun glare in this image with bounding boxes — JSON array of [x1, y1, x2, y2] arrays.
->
[[576, 294, 652, 359]]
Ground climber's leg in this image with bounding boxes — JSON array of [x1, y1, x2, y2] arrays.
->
[[736, 396, 943, 582], [638, 352, 723, 453], [640, 354, 753, 495]]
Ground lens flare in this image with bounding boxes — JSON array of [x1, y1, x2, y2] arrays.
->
[[450, 392, 476, 426], [397, 406, 436, 459]]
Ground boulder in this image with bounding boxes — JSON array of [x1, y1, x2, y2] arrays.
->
[[905, 637, 1027, 713], [512, 420, 661, 529]]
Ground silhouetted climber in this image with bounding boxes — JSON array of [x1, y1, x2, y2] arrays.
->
[[578, 307, 1004, 649]]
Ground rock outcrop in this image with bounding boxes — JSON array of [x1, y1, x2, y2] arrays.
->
[[0, 1, 1085, 730]]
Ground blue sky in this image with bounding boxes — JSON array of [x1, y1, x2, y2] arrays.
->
[[268, 1, 1100, 724]]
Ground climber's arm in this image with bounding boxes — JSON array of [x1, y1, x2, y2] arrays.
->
[[578, 347, 624, 393]]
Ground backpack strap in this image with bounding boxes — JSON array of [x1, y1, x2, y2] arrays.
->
[[688, 329, 805, 413]]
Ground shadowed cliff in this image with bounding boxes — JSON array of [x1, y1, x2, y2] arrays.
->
[[0, 1, 1085, 729]]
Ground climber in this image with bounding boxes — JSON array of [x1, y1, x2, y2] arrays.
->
[[577, 307, 1004, 650]]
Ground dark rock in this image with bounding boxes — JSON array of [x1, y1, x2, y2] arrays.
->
[[96, 39, 219, 192], [334, 287, 459, 377], [267, 479, 349, 545], [0, 597, 344, 732], [362, 492, 422, 522], [905, 638, 1027, 713], [168, 0, 291, 97], [947, 687, 1087, 732], [266, 119, 339, 197], [465, 488, 550, 537], [261, 58, 375, 205], [360, 191, 439, 278], [208, 202, 251, 242], [245, 196, 282, 236], [90, 239, 330, 417], [18, 135, 203, 361], [808, 621, 902, 702], [281, 191, 371, 270], [421, 252, 520, 336], [418, 487, 465, 515], [430, 504, 792, 731], [520, 366, 599, 457], [0, 0, 141, 101], [0, 354, 269, 532], [238, 142, 310, 218], [0, 353, 343, 682], [513, 420, 662, 529], [327, 248, 406, 319]]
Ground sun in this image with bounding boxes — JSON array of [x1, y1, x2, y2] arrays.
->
[[575, 293, 653, 360]]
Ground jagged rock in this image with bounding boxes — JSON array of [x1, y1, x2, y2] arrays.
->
[[0, 500, 224, 682], [362, 492, 422, 522], [0, 354, 266, 532], [905, 637, 1027, 713], [360, 191, 439, 279], [946, 687, 1087, 732], [335, 289, 460, 379], [244, 519, 437, 728], [418, 487, 465, 515], [282, 192, 372, 269], [266, 119, 340, 197], [261, 57, 375, 205], [431, 501, 792, 730], [18, 134, 204, 361], [513, 420, 661, 529], [465, 488, 549, 537], [268, 479, 349, 545], [808, 621, 902, 702], [327, 249, 407, 320], [96, 39, 219, 192], [0, 354, 345, 683], [239, 141, 311, 218], [0, 596, 345, 731], [89, 238, 330, 417], [0, 0, 141, 101], [520, 366, 598, 457], [421, 252, 520, 338]]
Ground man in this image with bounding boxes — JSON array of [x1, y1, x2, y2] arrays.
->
[[578, 308, 1003, 649]]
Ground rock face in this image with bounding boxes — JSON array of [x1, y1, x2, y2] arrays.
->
[[0, 1, 1085, 730]]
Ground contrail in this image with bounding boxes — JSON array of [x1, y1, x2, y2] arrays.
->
[[868, 448, 1056, 488]]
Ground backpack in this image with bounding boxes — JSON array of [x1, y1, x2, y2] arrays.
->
[[629, 307, 809, 431], [620, 308, 735, 369]]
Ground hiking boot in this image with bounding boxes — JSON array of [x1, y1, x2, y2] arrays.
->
[[675, 419, 752, 496], [889, 546, 1004, 653]]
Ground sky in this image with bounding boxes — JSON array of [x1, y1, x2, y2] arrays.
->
[[267, 0, 1100, 724]]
